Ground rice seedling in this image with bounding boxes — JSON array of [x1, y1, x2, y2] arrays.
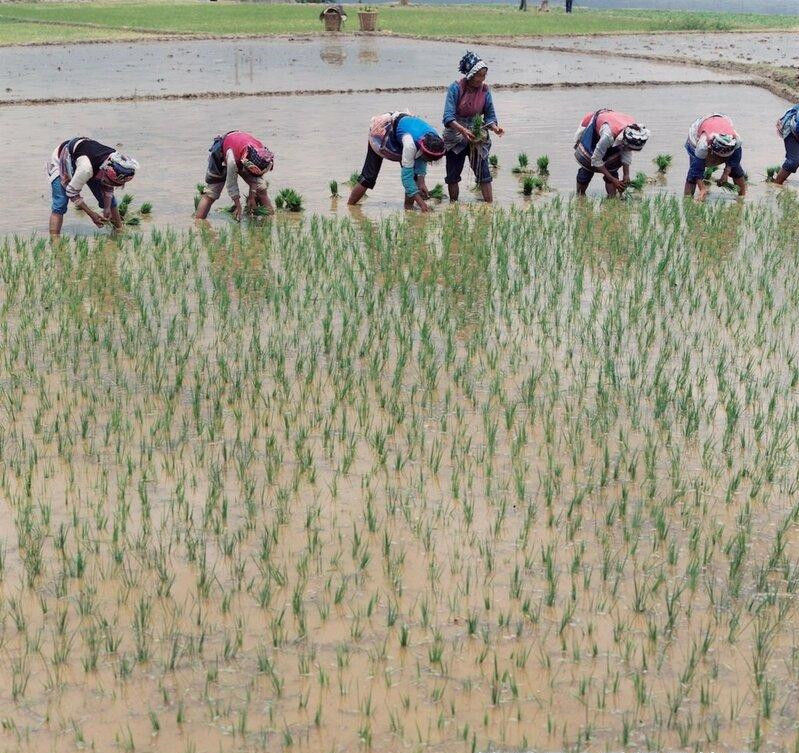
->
[[521, 175, 543, 195], [489, 154, 499, 169], [0, 197, 797, 751], [766, 165, 781, 182], [628, 171, 649, 191], [428, 183, 445, 201], [511, 152, 529, 174], [348, 171, 361, 187], [653, 154, 673, 173], [536, 154, 550, 176], [329, 180, 339, 197], [274, 188, 304, 212]]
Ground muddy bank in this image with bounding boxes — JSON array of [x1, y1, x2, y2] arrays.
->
[[3, 83, 790, 237], [0, 36, 740, 102], [517, 30, 799, 66]]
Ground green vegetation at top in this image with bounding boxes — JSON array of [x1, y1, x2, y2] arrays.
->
[[0, 1, 797, 45]]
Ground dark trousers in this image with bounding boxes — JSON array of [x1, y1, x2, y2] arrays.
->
[[565, 0, 573, 10]]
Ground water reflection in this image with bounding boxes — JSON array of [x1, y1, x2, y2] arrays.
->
[[320, 44, 347, 67]]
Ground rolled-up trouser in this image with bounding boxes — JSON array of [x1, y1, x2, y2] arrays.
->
[[203, 172, 268, 200], [445, 147, 492, 185], [50, 176, 118, 215], [685, 140, 745, 183], [783, 132, 799, 174], [575, 145, 623, 186], [357, 143, 426, 193]]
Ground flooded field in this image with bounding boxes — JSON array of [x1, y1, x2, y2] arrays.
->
[[525, 30, 799, 66], [4, 195, 799, 751], [1, 82, 790, 236], [0, 36, 740, 103]]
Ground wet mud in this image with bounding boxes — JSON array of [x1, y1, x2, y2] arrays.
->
[[2, 83, 790, 237]]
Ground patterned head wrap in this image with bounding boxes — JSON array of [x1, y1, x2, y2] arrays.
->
[[458, 51, 488, 80]]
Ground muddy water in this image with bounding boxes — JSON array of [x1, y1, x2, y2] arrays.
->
[[1, 83, 790, 237], [0, 36, 739, 102], [523, 31, 799, 66]]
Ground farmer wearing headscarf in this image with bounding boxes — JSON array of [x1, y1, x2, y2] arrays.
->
[[46, 136, 138, 237], [573, 109, 650, 196], [348, 112, 446, 212], [195, 130, 275, 221], [684, 114, 746, 200], [773, 104, 799, 185], [442, 51, 505, 203]]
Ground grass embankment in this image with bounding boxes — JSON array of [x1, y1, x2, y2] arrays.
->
[[0, 2, 798, 45]]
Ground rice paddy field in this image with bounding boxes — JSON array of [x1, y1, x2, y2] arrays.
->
[[3, 193, 799, 752]]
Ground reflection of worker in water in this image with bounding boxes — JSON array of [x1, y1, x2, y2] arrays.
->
[[47, 136, 138, 237], [684, 114, 746, 200], [773, 104, 799, 185], [574, 109, 650, 197], [348, 113, 446, 212], [442, 51, 505, 204], [195, 131, 274, 221]]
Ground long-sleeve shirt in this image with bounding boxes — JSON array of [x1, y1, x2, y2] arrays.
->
[[442, 82, 498, 128], [573, 123, 633, 168], [47, 147, 99, 203], [224, 149, 243, 200], [400, 135, 428, 196]]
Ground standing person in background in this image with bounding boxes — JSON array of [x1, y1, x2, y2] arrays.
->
[[684, 114, 746, 200], [195, 130, 274, 221], [574, 108, 650, 197], [773, 103, 799, 185], [566, 0, 573, 12], [348, 112, 445, 212], [47, 136, 138, 237], [442, 51, 505, 204]]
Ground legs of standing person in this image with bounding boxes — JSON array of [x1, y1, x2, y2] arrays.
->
[[775, 133, 799, 185], [50, 177, 68, 237], [471, 151, 493, 203], [684, 141, 704, 198], [349, 145, 383, 205], [576, 164, 593, 195], [446, 149, 467, 201], [727, 147, 747, 197], [196, 142, 227, 219], [566, 0, 573, 11]]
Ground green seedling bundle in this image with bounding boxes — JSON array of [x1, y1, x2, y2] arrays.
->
[[1, 196, 799, 750]]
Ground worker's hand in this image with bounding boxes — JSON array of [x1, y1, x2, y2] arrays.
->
[[715, 178, 728, 188], [459, 125, 476, 143], [696, 184, 709, 202], [232, 198, 243, 221], [493, 125, 505, 137], [612, 178, 626, 192], [417, 199, 431, 213], [246, 192, 257, 211], [89, 211, 107, 228]]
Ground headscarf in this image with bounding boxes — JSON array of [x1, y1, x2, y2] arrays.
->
[[458, 51, 487, 80]]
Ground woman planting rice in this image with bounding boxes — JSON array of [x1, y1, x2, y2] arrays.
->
[[47, 136, 138, 237], [772, 104, 799, 186], [573, 109, 650, 197], [347, 112, 445, 212], [442, 51, 505, 204], [684, 114, 746, 200], [195, 130, 275, 221]]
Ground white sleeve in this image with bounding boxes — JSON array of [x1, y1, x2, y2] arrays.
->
[[574, 125, 586, 146], [590, 125, 614, 168], [621, 149, 633, 167], [225, 149, 240, 200], [400, 134, 417, 169], [694, 135, 709, 160], [65, 155, 94, 201]]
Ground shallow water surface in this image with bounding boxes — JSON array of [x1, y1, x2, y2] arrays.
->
[[0, 36, 738, 102], [2, 83, 790, 236]]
